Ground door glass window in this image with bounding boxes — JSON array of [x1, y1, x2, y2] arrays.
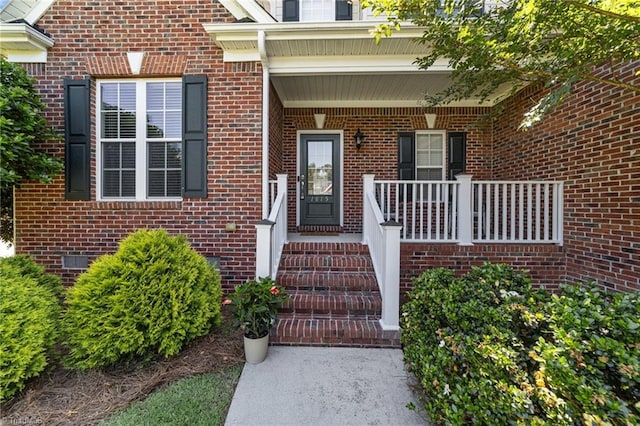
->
[[307, 141, 333, 196]]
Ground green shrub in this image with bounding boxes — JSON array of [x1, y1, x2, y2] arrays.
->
[[402, 263, 639, 425], [0, 254, 64, 298], [62, 229, 222, 370], [402, 264, 544, 424], [0, 257, 61, 402], [531, 285, 639, 423]]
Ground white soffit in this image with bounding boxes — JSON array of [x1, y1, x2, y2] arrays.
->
[[204, 21, 513, 107]]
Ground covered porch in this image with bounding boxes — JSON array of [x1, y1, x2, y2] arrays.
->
[[258, 173, 564, 331]]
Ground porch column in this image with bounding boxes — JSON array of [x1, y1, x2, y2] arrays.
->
[[380, 220, 402, 331], [255, 219, 274, 279], [362, 174, 375, 244], [276, 173, 288, 245], [456, 173, 473, 246]]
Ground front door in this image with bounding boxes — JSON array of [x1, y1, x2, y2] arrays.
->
[[299, 134, 340, 226]]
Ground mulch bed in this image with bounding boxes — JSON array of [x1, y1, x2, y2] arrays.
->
[[0, 314, 244, 426]]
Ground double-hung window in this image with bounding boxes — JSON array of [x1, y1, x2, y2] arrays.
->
[[98, 80, 182, 200], [415, 131, 445, 180]]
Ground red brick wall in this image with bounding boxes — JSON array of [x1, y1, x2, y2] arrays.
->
[[400, 243, 566, 300], [15, 0, 264, 291], [282, 107, 493, 232], [492, 63, 640, 292], [269, 83, 284, 178]]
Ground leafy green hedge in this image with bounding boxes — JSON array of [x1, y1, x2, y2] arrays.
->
[[402, 263, 639, 425], [0, 256, 62, 402], [62, 229, 222, 370]]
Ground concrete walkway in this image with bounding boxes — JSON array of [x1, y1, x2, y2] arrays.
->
[[225, 346, 427, 426]]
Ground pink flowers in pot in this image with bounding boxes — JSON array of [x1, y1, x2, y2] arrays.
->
[[223, 277, 288, 339]]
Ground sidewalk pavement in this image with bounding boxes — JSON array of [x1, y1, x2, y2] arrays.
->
[[225, 346, 428, 426]]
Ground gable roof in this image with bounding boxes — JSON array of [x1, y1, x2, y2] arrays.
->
[[0, 0, 55, 62], [0, 0, 56, 24]]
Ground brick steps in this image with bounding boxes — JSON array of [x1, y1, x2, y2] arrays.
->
[[271, 240, 400, 348]]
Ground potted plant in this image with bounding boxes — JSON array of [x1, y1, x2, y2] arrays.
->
[[224, 277, 288, 364]]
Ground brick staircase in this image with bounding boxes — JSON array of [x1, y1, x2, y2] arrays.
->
[[270, 241, 400, 348]]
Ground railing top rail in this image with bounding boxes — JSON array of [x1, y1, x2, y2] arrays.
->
[[365, 190, 386, 225], [472, 180, 563, 184], [373, 179, 562, 185], [267, 191, 286, 223], [373, 180, 459, 184]]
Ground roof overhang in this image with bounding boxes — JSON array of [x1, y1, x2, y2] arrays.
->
[[0, 21, 53, 62], [203, 21, 511, 108]]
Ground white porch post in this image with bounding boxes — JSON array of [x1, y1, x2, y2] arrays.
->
[[380, 220, 401, 331], [276, 173, 288, 245], [255, 219, 274, 279], [456, 173, 474, 246], [362, 174, 375, 244]]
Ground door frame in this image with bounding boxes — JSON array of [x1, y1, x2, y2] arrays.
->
[[296, 130, 344, 227]]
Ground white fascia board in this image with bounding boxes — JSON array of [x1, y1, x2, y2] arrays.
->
[[5, 49, 47, 62], [24, 0, 56, 24], [282, 98, 491, 108], [223, 49, 261, 62], [218, 0, 251, 20], [237, 0, 275, 22], [218, 0, 276, 23], [268, 55, 452, 75], [204, 21, 424, 42]]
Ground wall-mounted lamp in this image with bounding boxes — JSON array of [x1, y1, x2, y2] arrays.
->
[[354, 129, 366, 150]]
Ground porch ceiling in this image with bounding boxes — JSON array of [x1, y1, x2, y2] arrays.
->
[[204, 21, 511, 108]]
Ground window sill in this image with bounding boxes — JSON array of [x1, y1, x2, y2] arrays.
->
[[91, 200, 183, 210]]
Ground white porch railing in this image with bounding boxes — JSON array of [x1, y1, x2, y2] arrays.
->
[[268, 179, 278, 209], [374, 174, 564, 245], [256, 174, 288, 279], [363, 175, 401, 331]]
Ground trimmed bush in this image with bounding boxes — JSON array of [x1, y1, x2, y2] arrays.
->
[[62, 229, 222, 370], [402, 263, 639, 425], [0, 254, 63, 298], [0, 256, 61, 402]]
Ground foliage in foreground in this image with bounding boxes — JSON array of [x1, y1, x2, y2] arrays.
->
[[363, 0, 640, 128], [402, 263, 640, 425], [0, 256, 62, 402], [62, 229, 223, 369], [100, 365, 242, 426], [0, 57, 63, 242]]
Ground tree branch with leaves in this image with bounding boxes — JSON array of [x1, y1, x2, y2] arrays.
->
[[0, 58, 63, 243], [362, 0, 640, 128]]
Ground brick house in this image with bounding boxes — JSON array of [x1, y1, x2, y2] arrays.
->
[[1, 0, 637, 345]]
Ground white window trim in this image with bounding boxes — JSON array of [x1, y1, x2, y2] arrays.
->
[[96, 78, 183, 202], [415, 130, 446, 180]]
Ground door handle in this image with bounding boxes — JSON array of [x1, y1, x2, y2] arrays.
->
[[300, 174, 305, 200]]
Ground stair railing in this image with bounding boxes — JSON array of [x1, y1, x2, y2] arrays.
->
[[363, 175, 401, 331], [256, 174, 288, 279]]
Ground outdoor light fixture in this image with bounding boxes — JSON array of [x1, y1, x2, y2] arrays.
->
[[354, 129, 365, 150]]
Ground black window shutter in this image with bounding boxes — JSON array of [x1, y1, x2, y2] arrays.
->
[[283, 0, 299, 21], [335, 0, 352, 20], [448, 132, 466, 180], [182, 75, 208, 198], [64, 78, 91, 200], [398, 132, 415, 181], [398, 132, 415, 201]]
